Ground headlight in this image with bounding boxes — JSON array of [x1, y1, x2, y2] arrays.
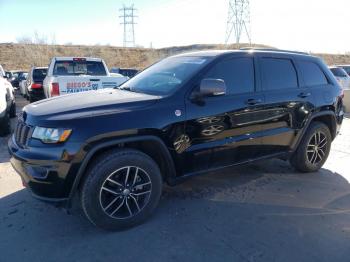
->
[[32, 127, 72, 144]]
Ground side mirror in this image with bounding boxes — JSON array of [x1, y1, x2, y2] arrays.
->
[[199, 78, 226, 97]]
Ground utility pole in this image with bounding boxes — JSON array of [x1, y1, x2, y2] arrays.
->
[[119, 5, 137, 47], [225, 0, 251, 46]]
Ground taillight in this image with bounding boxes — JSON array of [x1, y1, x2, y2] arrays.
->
[[51, 82, 60, 96], [31, 83, 42, 89]]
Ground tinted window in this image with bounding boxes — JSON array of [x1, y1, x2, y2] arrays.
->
[[33, 68, 47, 82], [204, 57, 254, 94], [53, 61, 107, 76], [261, 58, 298, 90], [330, 67, 347, 77], [298, 61, 328, 86]]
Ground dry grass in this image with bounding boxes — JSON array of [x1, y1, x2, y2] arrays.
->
[[1, 43, 350, 71]]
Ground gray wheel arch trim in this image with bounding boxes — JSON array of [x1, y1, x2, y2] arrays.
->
[[66, 135, 177, 208]]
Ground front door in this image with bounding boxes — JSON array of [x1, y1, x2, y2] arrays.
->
[[181, 55, 267, 174]]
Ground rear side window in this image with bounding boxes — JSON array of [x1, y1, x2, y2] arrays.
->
[[298, 61, 328, 86], [204, 57, 254, 95], [260, 58, 298, 90], [330, 67, 347, 77], [33, 69, 47, 82], [53, 60, 107, 76]]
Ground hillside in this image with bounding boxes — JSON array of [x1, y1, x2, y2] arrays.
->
[[1, 43, 350, 71]]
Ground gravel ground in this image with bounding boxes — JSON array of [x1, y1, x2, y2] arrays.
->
[[0, 95, 350, 262]]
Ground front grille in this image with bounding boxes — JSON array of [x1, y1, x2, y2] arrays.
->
[[14, 121, 32, 147]]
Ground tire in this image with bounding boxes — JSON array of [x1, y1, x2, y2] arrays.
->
[[29, 96, 35, 103], [81, 149, 162, 231], [9, 102, 16, 118], [0, 112, 11, 137], [290, 121, 332, 172]]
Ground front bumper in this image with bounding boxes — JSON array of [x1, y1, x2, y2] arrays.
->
[[8, 135, 82, 203]]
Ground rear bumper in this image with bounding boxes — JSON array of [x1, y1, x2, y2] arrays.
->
[[28, 89, 45, 100], [8, 135, 82, 203]]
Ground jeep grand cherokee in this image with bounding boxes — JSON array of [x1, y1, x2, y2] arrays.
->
[[8, 49, 344, 230]]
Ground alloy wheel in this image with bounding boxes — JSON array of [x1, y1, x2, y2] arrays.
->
[[306, 131, 328, 165], [99, 166, 152, 219]]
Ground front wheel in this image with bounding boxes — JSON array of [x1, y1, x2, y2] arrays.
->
[[81, 149, 162, 230], [290, 122, 332, 172], [0, 112, 11, 137], [9, 102, 16, 118]]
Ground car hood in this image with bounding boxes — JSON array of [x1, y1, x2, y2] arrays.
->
[[24, 88, 160, 120]]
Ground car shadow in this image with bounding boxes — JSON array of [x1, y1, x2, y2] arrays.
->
[[1, 159, 350, 261]]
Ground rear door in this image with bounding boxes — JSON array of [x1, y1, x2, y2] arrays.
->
[[182, 55, 267, 174], [257, 55, 316, 153]]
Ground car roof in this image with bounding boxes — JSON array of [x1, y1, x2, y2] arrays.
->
[[54, 57, 103, 62], [32, 67, 48, 70], [173, 49, 313, 59]]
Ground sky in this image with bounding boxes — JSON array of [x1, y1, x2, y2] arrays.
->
[[0, 0, 349, 53]]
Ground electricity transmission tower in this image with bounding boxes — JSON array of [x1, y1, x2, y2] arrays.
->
[[225, 0, 251, 45], [119, 5, 137, 47]]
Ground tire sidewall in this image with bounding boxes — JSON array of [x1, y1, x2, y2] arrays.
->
[[292, 122, 332, 172], [0, 112, 10, 136], [81, 150, 162, 230]]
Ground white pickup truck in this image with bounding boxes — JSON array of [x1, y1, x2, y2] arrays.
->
[[43, 57, 129, 98], [0, 65, 11, 136]]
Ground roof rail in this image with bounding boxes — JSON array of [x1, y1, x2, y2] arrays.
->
[[239, 47, 310, 55]]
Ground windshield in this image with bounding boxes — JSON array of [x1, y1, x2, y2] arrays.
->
[[340, 66, 350, 76], [119, 56, 211, 96], [330, 67, 347, 77], [53, 60, 107, 76]]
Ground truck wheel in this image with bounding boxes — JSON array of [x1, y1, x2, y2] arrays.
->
[[81, 149, 162, 230], [0, 112, 11, 136], [9, 102, 16, 118], [29, 96, 35, 103], [290, 122, 332, 172]]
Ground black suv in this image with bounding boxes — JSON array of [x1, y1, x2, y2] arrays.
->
[[8, 49, 344, 230]]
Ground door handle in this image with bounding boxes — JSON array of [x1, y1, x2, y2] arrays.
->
[[298, 92, 311, 98], [245, 98, 262, 105]]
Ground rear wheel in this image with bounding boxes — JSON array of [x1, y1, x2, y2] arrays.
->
[[290, 122, 332, 172], [81, 149, 162, 230], [29, 96, 35, 103], [9, 102, 16, 118]]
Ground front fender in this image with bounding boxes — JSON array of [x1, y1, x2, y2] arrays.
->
[[66, 135, 176, 207]]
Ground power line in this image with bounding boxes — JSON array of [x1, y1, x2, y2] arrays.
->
[[119, 5, 137, 47], [225, 0, 251, 45]]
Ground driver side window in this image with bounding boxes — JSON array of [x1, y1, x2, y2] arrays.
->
[[204, 57, 255, 95]]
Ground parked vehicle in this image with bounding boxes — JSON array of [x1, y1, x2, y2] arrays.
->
[[9, 49, 344, 230], [43, 57, 129, 98], [0, 72, 10, 136], [8, 71, 26, 88], [0, 65, 16, 118], [110, 67, 139, 78], [0, 65, 5, 78], [329, 66, 350, 89], [24, 67, 47, 103], [336, 65, 350, 76], [18, 72, 28, 96]]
